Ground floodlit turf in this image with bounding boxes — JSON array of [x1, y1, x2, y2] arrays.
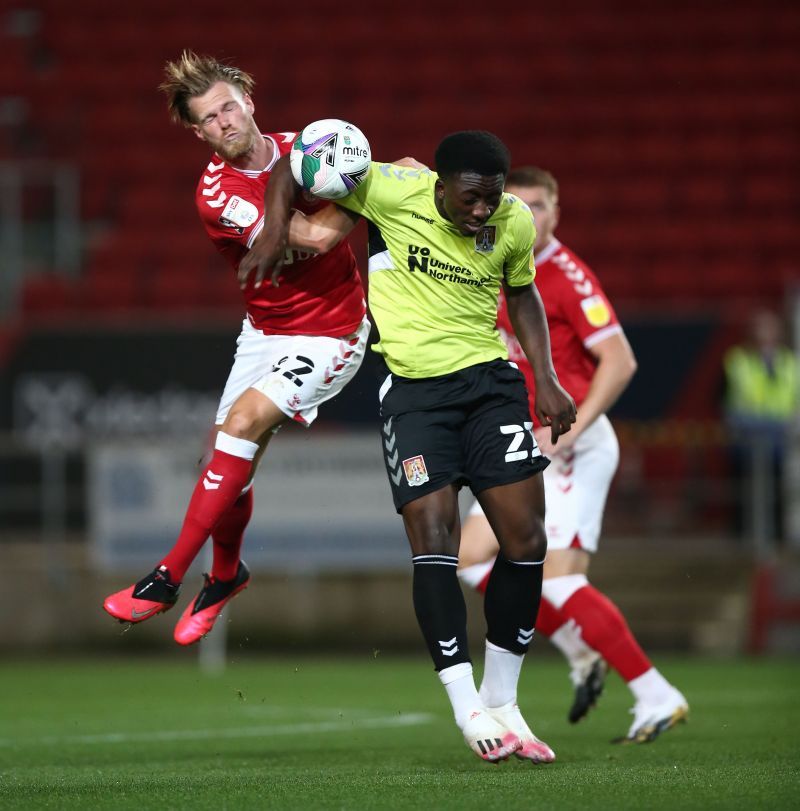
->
[[0, 655, 797, 810]]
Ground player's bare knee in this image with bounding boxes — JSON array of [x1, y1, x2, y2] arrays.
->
[[501, 523, 547, 563], [222, 409, 263, 442]]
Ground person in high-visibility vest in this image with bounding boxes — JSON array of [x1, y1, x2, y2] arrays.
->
[[724, 309, 799, 541]]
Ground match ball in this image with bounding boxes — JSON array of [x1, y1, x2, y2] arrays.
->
[[290, 119, 371, 200]]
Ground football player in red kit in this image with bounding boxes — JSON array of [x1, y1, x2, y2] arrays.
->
[[103, 51, 369, 644], [458, 167, 689, 743]]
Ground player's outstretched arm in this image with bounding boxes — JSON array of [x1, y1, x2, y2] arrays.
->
[[238, 154, 296, 289], [288, 205, 360, 254], [505, 282, 577, 443]]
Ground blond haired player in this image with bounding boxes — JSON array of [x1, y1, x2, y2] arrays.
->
[[459, 166, 688, 743], [103, 52, 369, 644]]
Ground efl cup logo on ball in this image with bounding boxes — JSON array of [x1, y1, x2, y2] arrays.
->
[[291, 119, 371, 200]]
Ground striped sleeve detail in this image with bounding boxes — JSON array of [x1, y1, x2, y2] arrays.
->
[[584, 323, 623, 348]]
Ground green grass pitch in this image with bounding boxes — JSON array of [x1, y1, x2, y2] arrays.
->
[[0, 656, 797, 810]]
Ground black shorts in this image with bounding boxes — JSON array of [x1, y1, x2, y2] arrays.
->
[[378, 358, 549, 512]]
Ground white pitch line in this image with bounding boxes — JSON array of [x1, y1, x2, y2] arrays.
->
[[0, 713, 434, 748]]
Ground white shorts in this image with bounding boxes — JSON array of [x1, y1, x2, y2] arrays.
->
[[215, 316, 371, 427], [468, 414, 619, 553]]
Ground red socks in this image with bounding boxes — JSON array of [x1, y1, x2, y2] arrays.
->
[[211, 486, 254, 581], [559, 584, 652, 682], [474, 563, 654, 684], [533, 596, 565, 637], [160, 433, 258, 582]]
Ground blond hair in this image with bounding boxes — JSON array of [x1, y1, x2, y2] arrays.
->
[[159, 49, 255, 125], [506, 166, 559, 202]]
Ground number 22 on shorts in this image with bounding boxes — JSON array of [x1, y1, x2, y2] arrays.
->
[[500, 422, 536, 462]]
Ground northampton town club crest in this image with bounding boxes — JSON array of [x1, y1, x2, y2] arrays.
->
[[474, 225, 496, 253], [402, 455, 430, 486]]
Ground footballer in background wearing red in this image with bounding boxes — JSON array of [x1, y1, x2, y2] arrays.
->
[[103, 51, 369, 645], [458, 166, 688, 744]]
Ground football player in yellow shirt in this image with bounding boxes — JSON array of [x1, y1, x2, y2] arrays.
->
[[242, 131, 576, 764]]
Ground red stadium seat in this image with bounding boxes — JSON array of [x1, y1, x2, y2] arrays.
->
[[19, 273, 79, 313], [6, 0, 795, 314]]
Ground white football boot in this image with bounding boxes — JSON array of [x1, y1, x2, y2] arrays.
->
[[617, 686, 689, 743]]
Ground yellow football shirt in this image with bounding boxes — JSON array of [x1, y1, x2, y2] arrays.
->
[[337, 162, 536, 378]]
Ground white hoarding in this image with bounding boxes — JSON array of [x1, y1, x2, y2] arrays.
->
[[89, 430, 414, 572]]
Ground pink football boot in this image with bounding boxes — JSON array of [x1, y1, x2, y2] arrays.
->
[[173, 561, 250, 646], [103, 565, 180, 623], [487, 702, 556, 763]]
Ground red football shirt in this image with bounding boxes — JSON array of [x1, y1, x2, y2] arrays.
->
[[196, 131, 366, 337], [498, 238, 622, 423]]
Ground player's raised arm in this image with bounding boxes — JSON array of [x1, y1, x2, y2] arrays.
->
[[288, 205, 360, 254], [505, 282, 577, 443], [238, 154, 296, 288], [242, 120, 375, 287]]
